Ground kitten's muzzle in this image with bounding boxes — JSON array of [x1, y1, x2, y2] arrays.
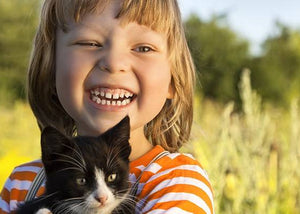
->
[[95, 195, 108, 206]]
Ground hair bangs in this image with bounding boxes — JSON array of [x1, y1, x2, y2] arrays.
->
[[53, 0, 109, 31], [118, 0, 176, 35]]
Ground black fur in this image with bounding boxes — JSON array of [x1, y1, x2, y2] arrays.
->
[[17, 116, 135, 214]]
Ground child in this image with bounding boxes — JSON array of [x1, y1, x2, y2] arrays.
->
[[0, 0, 214, 213]]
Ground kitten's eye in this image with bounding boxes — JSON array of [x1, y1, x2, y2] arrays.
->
[[107, 173, 117, 182], [76, 177, 86, 186]]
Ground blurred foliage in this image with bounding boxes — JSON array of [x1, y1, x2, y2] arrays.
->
[[0, 0, 39, 104], [184, 14, 250, 103], [186, 70, 300, 213], [0, 102, 40, 186], [249, 22, 300, 106], [184, 15, 300, 106]]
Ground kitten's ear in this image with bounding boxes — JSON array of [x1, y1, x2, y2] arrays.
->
[[41, 126, 74, 164], [101, 116, 131, 158], [102, 116, 130, 143]]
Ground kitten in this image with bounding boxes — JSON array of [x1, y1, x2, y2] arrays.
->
[[17, 116, 135, 214]]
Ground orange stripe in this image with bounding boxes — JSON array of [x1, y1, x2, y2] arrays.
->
[[0, 208, 9, 214], [160, 155, 200, 166], [0, 188, 10, 204], [9, 189, 28, 201], [140, 184, 213, 213], [140, 169, 213, 194], [130, 146, 164, 169], [17, 161, 43, 168], [130, 167, 142, 178], [10, 171, 37, 181], [36, 186, 46, 197], [150, 200, 208, 214]]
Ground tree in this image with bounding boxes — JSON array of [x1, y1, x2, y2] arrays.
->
[[250, 22, 300, 105], [184, 14, 250, 103]]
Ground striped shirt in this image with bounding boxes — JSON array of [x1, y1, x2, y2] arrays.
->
[[0, 145, 214, 213]]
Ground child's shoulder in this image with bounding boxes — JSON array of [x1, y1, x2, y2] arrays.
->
[[130, 145, 208, 180], [0, 160, 44, 213], [14, 159, 43, 169], [153, 150, 210, 183], [5, 159, 43, 190], [131, 146, 214, 213], [11, 159, 43, 178]]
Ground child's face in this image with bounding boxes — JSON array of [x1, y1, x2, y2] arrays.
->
[[55, 0, 172, 137]]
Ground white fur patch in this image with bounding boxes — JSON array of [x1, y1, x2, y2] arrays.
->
[[85, 168, 123, 213], [35, 208, 51, 214]]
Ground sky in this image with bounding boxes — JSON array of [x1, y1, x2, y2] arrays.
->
[[178, 0, 300, 54]]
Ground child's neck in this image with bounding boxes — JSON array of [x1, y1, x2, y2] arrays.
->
[[129, 127, 153, 161]]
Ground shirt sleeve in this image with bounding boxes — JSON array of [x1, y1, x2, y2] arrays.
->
[[0, 160, 44, 214], [0, 171, 17, 214], [135, 155, 214, 214]]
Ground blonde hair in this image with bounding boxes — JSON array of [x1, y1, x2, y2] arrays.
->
[[28, 0, 195, 152]]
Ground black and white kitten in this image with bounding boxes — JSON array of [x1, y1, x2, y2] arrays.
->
[[17, 116, 135, 214]]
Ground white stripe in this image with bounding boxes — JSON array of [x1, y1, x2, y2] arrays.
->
[[13, 166, 42, 174], [142, 192, 211, 214], [147, 207, 193, 214], [182, 153, 196, 160], [4, 178, 32, 192], [144, 163, 162, 173], [168, 153, 196, 160], [10, 200, 19, 212], [168, 153, 181, 159], [136, 165, 146, 171], [129, 173, 137, 183], [136, 183, 146, 196], [146, 177, 213, 205], [147, 165, 210, 183], [0, 197, 10, 212]]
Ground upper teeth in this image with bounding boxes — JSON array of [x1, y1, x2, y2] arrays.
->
[[90, 88, 134, 106]]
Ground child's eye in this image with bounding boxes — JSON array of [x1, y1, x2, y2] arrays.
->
[[76, 42, 102, 48], [133, 46, 154, 53]]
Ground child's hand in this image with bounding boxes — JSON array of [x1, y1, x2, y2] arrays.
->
[[35, 208, 52, 214]]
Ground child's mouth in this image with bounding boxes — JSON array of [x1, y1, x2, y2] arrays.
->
[[90, 88, 136, 106]]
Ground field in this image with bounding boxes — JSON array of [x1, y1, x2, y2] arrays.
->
[[0, 70, 299, 213]]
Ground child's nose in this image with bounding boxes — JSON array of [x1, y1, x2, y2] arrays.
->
[[97, 46, 130, 73]]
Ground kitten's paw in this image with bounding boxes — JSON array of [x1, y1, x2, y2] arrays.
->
[[35, 208, 52, 214]]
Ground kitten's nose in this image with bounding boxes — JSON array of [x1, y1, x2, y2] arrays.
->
[[95, 195, 108, 205]]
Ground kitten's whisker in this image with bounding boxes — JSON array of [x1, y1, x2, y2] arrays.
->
[[54, 151, 86, 170], [29, 191, 58, 204], [52, 153, 86, 172], [69, 142, 87, 169], [56, 167, 85, 173], [53, 158, 85, 173], [106, 146, 119, 169], [107, 145, 125, 168]]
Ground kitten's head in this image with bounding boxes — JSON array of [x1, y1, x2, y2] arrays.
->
[[41, 116, 132, 213]]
